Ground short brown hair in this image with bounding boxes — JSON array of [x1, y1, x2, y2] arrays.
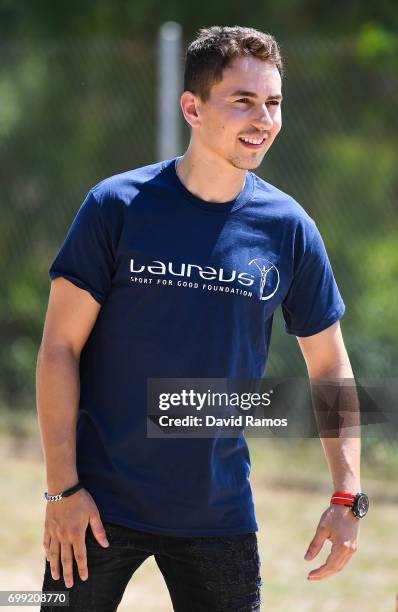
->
[[184, 26, 283, 102]]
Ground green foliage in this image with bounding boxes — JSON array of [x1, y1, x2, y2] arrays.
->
[[0, 10, 397, 408], [1, 0, 397, 40], [357, 22, 398, 65]]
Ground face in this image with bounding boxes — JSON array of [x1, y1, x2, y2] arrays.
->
[[185, 56, 283, 170]]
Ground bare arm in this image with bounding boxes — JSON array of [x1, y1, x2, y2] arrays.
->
[[297, 321, 360, 580], [297, 321, 361, 493], [37, 277, 109, 588], [37, 277, 100, 490]]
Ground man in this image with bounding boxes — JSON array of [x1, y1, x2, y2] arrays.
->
[[37, 26, 366, 611]]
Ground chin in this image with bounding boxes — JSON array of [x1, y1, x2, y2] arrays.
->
[[229, 156, 264, 171]]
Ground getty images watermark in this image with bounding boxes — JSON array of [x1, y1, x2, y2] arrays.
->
[[147, 378, 397, 439], [156, 388, 287, 429]]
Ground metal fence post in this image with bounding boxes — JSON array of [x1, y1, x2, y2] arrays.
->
[[157, 21, 183, 161]]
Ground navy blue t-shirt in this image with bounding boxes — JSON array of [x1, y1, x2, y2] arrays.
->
[[49, 158, 345, 536]]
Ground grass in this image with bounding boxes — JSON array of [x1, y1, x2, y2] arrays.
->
[[0, 414, 397, 611]]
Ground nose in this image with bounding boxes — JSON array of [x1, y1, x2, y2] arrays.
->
[[251, 104, 274, 131]]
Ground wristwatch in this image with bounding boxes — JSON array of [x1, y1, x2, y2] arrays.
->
[[330, 491, 369, 518]]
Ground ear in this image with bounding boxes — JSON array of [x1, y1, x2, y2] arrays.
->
[[180, 91, 202, 129]]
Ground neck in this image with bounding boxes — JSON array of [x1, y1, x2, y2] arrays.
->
[[175, 144, 247, 203]]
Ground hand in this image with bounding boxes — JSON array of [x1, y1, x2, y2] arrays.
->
[[43, 488, 109, 588], [304, 504, 359, 581]]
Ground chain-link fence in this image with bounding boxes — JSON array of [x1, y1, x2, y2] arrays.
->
[[1, 35, 397, 411]]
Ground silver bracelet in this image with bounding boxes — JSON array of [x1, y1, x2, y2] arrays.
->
[[44, 482, 83, 502]]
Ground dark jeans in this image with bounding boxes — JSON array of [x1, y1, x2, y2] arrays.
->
[[41, 521, 261, 611]]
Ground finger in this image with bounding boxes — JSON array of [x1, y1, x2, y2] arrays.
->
[[60, 542, 75, 589], [43, 533, 51, 562], [308, 561, 345, 581], [48, 538, 61, 581], [308, 562, 335, 581], [308, 543, 351, 580], [304, 527, 329, 561], [89, 513, 109, 548], [72, 539, 88, 582]]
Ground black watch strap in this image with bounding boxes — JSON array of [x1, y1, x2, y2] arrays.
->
[[44, 482, 83, 502]]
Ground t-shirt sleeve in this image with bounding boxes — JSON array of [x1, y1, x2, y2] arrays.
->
[[49, 190, 114, 305], [281, 224, 345, 337]]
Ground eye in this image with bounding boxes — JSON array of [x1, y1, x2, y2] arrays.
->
[[267, 100, 280, 106], [235, 98, 251, 104]]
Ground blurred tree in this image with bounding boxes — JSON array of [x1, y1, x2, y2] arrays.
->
[[0, 1, 397, 409], [0, 0, 397, 39]]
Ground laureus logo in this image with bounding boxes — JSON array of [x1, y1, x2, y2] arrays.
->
[[129, 256, 280, 301], [248, 258, 280, 301]]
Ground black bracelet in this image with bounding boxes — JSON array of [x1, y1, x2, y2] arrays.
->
[[44, 482, 83, 502]]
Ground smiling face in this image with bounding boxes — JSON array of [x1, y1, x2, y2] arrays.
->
[[185, 56, 283, 170]]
